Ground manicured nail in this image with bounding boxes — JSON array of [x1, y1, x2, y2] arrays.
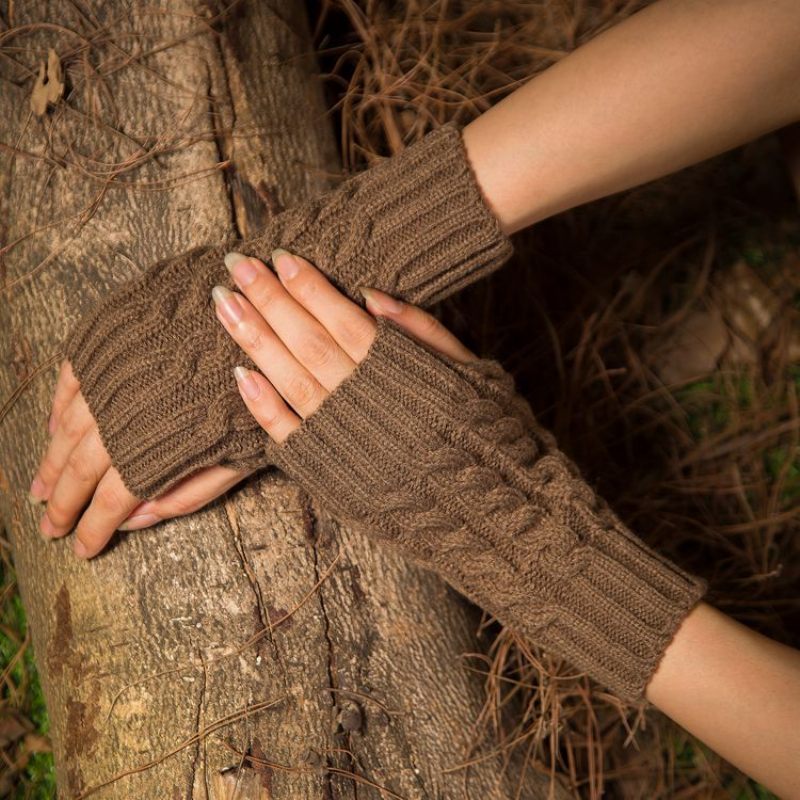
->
[[359, 286, 403, 314], [233, 366, 261, 400], [225, 253, 258, 287], [212, 285, 243, 324], [118, 513, 160, 531], [73, 538, 88, 558], [224, 251, 247, 271], [29, 475, 46, 503], [271, 248, 299, 280]]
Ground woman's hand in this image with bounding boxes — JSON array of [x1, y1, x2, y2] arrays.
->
[[214, 248, 477, 443], [31, 248, 473, 560], [30, 365, 251, 558]]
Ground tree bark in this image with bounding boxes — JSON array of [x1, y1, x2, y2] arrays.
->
[[0, 2, 564, 798]]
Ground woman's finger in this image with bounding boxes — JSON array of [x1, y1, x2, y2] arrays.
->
[[47, 360, 80, 435], [31, 392, 95, 502], [72, 467, 139, 558], [261, 249, 377, 363], [223, 253, 357, 391], [41, 424, 111, 538], [360, 287, 478, 364], [232, 366, 302, 444], [211, 285, 329, 419], [118, 465, 250, 531], [49, 359, 80, 435]]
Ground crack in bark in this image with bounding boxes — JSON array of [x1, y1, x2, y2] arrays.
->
[[188, 648, 208, 800], [221, 498, 291, 691], [204, 14, 424, 799], [303, 495, 348, 799], [207, 6, 293, 706], [205, 37, 242, 241], [407, 749, 431, 800]]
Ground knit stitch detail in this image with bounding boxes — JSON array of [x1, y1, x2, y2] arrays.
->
[[266, 316, 708, 702], [64, 121, 513, 499]]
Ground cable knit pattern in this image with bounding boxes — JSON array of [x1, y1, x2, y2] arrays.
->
[[64, 121, 513, 499], [266, 316, 708, 702]]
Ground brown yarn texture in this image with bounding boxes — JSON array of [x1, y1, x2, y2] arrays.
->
[[64, 121, 513, 499], [267, 315, 708, 702]]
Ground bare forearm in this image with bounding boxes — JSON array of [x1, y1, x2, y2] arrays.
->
[[462, 0, 800, 234], [646, 602, 800, 798]]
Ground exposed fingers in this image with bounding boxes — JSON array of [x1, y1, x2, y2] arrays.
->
[[31, 392, 95, 503], [72, 468, 139, 558], [360, 287, 478, 364], [49, 360, 80, 435], [223, 253, 357, 391], [41, 425, 111, 537], [264, 249, 377, 363], [233, 366, 302, 444], [211, 284, 329, 419], [119, 465, 248, 530]]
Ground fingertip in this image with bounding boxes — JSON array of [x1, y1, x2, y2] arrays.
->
[[73, 537, 90, 559], [29, 474, 48, 502], [361, 290, 416, 341], [359, 287, 378, 314], [128, 499, 154, 516], [271, 248, 304, 282], [358, 287, 404, 316], [118, 513, 161, 531], [40, 512, 60, 538]]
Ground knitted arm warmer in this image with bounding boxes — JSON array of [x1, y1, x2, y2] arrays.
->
[[64, 121, 513, 499], [266, 315, 708, 703]]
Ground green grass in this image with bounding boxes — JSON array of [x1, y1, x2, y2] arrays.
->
[[764, 445, 800, 502], [675, 374, 754, 441], [0, 557, 56, 799]]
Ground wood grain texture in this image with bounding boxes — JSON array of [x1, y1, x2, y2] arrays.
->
[[0, 2, 565, 797]]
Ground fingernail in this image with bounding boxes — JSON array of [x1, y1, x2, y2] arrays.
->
[[48, 412, 57, 434], [233, 366, 261, 400], [224, 251, 248, 271], [212, 285, 243, 324], [358, 286, 403, 314], [73, 538, 89, 558], [130, 500, 154, 516], [271, 248, 299, 280], [225, 253, 258, 287], [118, 513, 160, 531], [29, 475, 46, 503]]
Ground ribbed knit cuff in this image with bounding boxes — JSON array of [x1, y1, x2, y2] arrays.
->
[[266, 316, 708, 703], [330, 119, 514, 306], [529, 493, 708, 702], [244, 119, 514, 308]]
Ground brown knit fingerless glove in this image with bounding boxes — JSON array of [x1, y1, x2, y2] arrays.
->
[[266, 315, 708, 703], [64, 121, 513, 499]]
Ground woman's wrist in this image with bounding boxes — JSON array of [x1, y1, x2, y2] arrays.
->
[[645, 601, 800, 799], [461, 0, 800, 237]]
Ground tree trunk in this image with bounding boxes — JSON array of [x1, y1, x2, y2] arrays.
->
[[0, 2, 564, 798]]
